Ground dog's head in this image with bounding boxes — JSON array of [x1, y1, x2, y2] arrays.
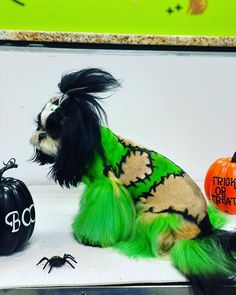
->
[[30, 68, 119, 187]]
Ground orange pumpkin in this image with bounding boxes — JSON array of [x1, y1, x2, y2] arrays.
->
[[204, 152, 236, 214]]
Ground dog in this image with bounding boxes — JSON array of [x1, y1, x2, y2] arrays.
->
[[30, 68, 236, 294]]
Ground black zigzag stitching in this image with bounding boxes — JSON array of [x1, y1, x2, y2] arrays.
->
[[103, 135, 129, 176], [117, 149, 154, 188], [118, 137, 156, 154], [138, 171, 186, 200], [103, 164, 114, 177], [117, 149, 132, 178], [146, 206, 199, 225], [116, 136, 185, 195], [118, 136, 185, 175]]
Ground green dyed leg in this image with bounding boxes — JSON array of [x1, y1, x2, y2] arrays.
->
[[72, 177, 136, 247], [117, 212, 187, 258]]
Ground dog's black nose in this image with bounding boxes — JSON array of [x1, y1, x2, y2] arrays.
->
[[38, 133, 46, 141]]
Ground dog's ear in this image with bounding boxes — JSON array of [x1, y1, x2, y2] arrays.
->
[[50, 68, 120, 187], [49, 99, 102, 187]]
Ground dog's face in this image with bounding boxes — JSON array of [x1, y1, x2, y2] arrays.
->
[[30, 96, 63, 160], [30, 104, 59, 158], [30, 92, 105, 187]]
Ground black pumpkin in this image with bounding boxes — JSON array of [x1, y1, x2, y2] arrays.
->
[[0, 158, 35, 255]]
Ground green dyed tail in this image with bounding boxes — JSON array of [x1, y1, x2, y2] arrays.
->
[[171, 235, 236, 277], [170, 206, 236, 294], [72, 175, 135, 247], [171, 228, 236, 294], [116, 205, 236, 294], [170, 205, 236, 295]]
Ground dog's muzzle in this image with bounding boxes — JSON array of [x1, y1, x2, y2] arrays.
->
[[29, 131, 60, 157]]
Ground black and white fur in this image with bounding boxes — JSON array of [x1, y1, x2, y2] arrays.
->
[[30, 68, 120, 187]]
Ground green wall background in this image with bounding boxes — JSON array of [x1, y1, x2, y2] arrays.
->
[[0, 0, 235, 36]]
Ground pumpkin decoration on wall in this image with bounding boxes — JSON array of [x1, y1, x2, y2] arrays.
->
[[0, 158, 35, 255], [204, 152, 236, 214], [188, 0, 208, 15]]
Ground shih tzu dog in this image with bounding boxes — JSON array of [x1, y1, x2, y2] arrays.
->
[[30, 68, 236, 294]]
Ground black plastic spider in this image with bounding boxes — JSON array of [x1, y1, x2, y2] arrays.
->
[[37, 253, 77, 273]]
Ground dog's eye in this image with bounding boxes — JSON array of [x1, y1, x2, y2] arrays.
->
[[35, 121, 45, 132]]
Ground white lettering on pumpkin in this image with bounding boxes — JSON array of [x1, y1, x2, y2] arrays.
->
[[5, 205, 35, 233], [22, 204, 35, 226], [5, 211, 21, 233]]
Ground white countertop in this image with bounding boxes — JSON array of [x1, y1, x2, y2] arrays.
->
[[0, 184, 235, 289]]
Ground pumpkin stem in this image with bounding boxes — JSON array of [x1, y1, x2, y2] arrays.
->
[[231, 152, 236, 163], [0, 158, 18, 179]]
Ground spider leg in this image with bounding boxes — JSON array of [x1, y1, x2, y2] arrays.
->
[[37, 257, 49, 265], [65, 259, 75, 269], [66, 256, 77, 264], [48, 265, 53, 273], [43, 260, 50, 270], [64, 254, 75, 260]]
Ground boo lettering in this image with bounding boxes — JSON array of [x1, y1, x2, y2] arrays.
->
[[5, 204, 35, 233]]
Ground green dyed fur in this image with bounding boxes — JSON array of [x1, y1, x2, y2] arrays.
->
[[207, 204, 228, 229], [117, 207, 228, 259], [73, 127, 185, 249], [72, 177, 136, 247], [72, 126, 234, 281], [170, 206, 232, 277], [171, 237, 236, 276], [117, 213, 185, 258]]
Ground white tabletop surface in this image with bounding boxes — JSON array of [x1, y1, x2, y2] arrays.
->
[[0, 184, 235, 289]]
